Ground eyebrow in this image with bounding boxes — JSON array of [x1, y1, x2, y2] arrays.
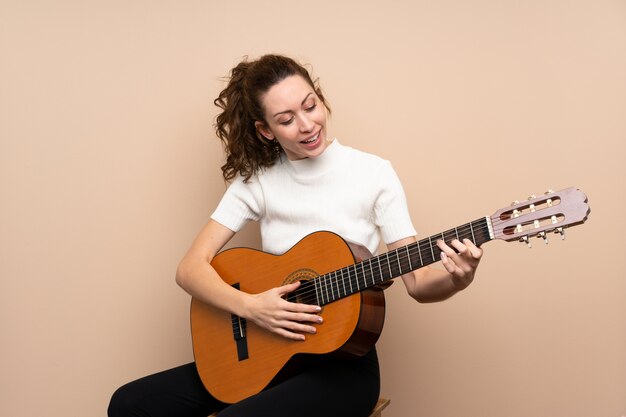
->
[[272, 92, 314, 118]]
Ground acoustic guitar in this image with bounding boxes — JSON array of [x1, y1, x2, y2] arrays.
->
[[190, 187, 590, 403]]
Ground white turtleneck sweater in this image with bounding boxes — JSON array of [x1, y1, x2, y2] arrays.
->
[[211, 140, 416, 255]]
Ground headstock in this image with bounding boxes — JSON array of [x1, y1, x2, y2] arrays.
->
[[490, 187, 590, 247]]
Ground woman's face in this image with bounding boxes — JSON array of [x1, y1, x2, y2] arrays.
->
[[255, 75, 329, 161]]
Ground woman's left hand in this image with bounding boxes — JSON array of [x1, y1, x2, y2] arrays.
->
[[437, 239, 483, 290]]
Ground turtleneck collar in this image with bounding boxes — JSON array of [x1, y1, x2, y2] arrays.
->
[[281, 138, 342, 178]]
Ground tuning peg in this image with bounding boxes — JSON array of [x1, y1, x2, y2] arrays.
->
[[545, 190, 555, 207], [520, 235, 532, 248], [538, 231, 549, 244], [528, 195, 537, 212], [555, 227, 566, 240], [511, 200, 521, 217]]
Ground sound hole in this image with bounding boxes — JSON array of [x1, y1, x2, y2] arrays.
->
[[284, 279, 317, 304], [283, 268, 321, 306]]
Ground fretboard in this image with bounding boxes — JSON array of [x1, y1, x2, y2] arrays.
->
[[298, 216, 494, 306]]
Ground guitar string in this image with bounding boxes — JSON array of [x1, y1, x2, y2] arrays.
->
[[230, 194, 574, 331], [229, 218, 550, 333], [255, 217, 530, 303], [229, 206, 578, 334], [231, 217, 558, 326]]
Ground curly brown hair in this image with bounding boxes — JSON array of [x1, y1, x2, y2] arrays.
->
[[214, 54, 330, 182]]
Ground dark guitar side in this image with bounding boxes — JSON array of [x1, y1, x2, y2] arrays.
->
[[191, 231, 387, 404]]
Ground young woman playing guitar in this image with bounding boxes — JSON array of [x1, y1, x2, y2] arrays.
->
[[108, 54, 483, 417]]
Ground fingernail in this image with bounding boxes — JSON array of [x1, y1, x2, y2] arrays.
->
[[315, 306, 322, 311]]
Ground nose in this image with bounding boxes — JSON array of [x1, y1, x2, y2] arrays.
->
[[298, 113, 314, 133]]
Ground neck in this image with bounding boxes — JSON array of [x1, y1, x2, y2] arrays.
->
[[296, 216, 494, 306]]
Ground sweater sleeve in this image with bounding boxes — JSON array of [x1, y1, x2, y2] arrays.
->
[[210, 175, 264, 232], [372, 161, 417, 244]]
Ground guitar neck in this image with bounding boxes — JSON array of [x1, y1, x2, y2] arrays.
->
[[302, 216, 494, 306]]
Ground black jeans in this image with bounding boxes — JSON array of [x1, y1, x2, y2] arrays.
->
[[108, 348, 380, 417]]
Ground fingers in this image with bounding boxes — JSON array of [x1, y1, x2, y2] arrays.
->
[[437, 239, 482, 262], [271, 310, 323, 341], [253, 282, 323, 341], [437, 239, 483, 289], [276, 281, 323, 315], [272, 318, 320, 341]]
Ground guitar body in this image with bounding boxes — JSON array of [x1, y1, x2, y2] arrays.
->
[[190, 231, 386, 404]]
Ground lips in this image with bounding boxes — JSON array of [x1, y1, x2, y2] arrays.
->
[[300, 131, 320, 144]]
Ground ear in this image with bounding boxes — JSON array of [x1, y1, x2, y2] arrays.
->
[[254, 121, 274, 141]]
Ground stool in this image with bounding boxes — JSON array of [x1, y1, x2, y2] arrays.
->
[[367, 397, 391, 417], [207, 397, 390, 416]]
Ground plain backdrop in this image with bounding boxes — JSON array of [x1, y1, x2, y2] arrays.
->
[[1, 1, 625, 416]]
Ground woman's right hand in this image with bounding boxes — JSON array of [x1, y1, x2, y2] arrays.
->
[[245, 281, 323, 341]]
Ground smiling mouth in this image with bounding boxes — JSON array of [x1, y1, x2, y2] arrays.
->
[[301, 132, 320, 144]]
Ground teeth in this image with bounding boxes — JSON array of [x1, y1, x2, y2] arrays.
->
[[302, 133, 319, 144]]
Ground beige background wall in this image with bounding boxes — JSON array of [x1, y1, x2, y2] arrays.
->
[[1, 1, 624, 416]]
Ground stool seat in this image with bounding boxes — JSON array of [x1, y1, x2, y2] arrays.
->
[[207, 397, 390, 416]]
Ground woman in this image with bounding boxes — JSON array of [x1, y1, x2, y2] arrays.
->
[[108, 54, 483, 417]]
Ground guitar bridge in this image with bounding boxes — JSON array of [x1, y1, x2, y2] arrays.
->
[[231, 283, 249, 361]]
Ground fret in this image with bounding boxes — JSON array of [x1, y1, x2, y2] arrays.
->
[[456, 224, 466, 242], [377, 257, 383, 284], [442, 229, 449, 245], [353, 264, 360, 292], [329, 272, 337, 301], [406, 246, 412, 271], [395, 250, 403, 275], [345, 268, 352, 294], [327, 272, 335, 300], [418, 242, 423, 265], [339, 270, 346, 298], [443, 229, 457, 247], [335, 271, 341, 300], [367, 258, 374, 286], [485, 216, 495, 241], [323, 273, 330, 302], [313, 278, 321, 305], [360, 262, 368, 287], [323, 274, 330, 304], [359, 263, 367, 289], [317, 275, 324, 305], [316, 275, 323, 305], [455, 226, 460, 241], [391, 250, 399, 277], [386, 252, 392, 278], [470, 222, 476, 243], [335, 271, 348, 297], [428, 236, 435, 261], [370, 256, 385, 282]]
